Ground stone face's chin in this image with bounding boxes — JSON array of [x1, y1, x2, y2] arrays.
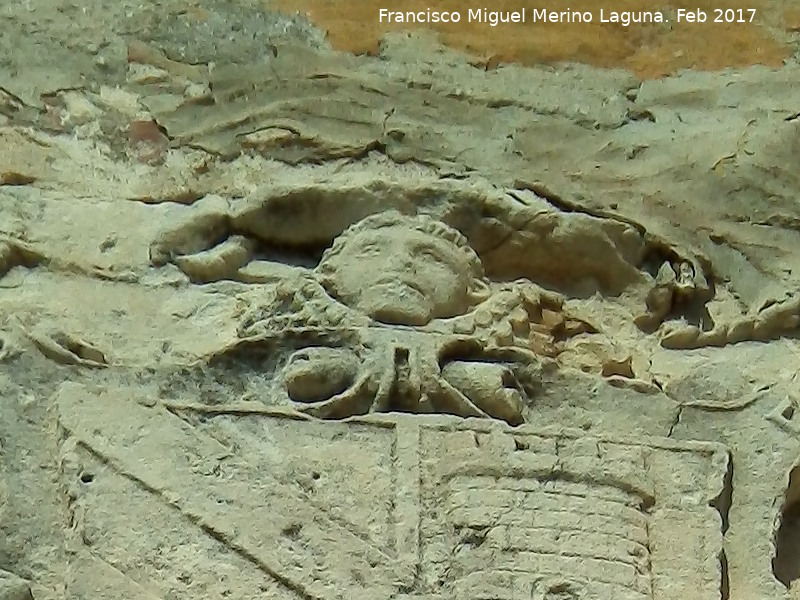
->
[[358, 295, 431, 326], [370, 304, 429, 326], [354, 281, 433, 326]]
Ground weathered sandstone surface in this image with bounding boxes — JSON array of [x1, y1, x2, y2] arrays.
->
[[1, 1, 800, 599]]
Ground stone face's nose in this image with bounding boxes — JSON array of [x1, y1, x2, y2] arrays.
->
[[394, 242, 416, 268]]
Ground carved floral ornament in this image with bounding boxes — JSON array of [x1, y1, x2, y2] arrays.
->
[[226, 211, 594, 426]]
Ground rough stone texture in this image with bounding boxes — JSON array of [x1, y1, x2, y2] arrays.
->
[[274, 0, 796, 77], [1, 1, 800, 599], [0, 571, 32, 600], [55, 384, 729, 600]]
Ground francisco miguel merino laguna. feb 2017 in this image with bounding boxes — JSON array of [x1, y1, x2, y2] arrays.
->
[[379, 8, 758, 26]]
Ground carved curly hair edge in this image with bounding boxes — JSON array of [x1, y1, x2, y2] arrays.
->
[[314, 210, 487, 284]]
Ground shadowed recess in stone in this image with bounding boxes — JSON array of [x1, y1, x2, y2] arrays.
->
[[773, 463, 800, 589]]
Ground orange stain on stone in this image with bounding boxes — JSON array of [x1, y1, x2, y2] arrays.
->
[[271, 0, 791, 78], [785, 6, 800, 31]]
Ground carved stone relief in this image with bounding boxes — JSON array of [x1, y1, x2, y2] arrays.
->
[[2, 177, 793, 600], [1, 15, 800, 600], [201, 210, 607, 426], [56, 384, 730, 600], [147, 176, 800, 354]]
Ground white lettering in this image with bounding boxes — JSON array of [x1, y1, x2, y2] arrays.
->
[[530, 8, 591, 22], [600, 10, 663, 25], [378, 10, 461, 23], [467, 9, 524, 25]]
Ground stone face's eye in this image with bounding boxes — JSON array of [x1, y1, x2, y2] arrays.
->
[[418, 248, 441, 262], [414, 244, 447, 266], [354, 242, 382, 257], [413, 241, 461, 272]]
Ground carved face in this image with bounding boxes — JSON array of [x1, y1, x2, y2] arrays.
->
[[319, 225, 479, 325]]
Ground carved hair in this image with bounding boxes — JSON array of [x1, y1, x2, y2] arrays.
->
[[316, 211, 487, 282]]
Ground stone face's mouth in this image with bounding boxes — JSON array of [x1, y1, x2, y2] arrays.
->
[[374, 278, 426, 298]]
